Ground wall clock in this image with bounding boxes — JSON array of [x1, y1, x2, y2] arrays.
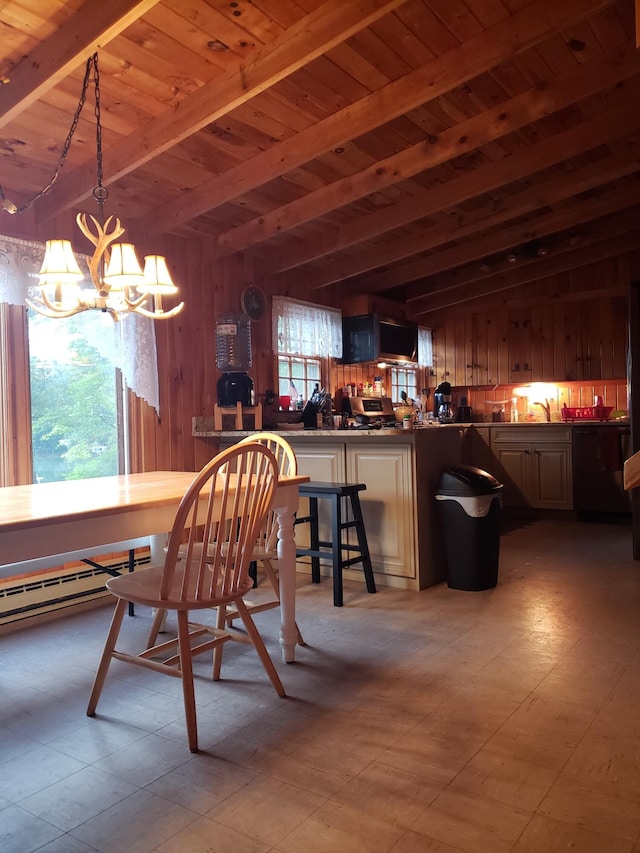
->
[[240, 284, 267, 321]]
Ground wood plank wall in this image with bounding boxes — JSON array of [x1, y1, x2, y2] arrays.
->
[[146, 246, 635, 473], [1, 205, 636, 477], [427, 255, 631, 389]]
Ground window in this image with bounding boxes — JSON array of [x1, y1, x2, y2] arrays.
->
[[0, 232, 159, 485], [276, 356, 321, 408], [28, 310, 123, 482], [390, 366, 419, 404], [273, 296, 341, 405]]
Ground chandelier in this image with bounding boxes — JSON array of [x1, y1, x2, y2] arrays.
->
[[1, 54, 183, 322]]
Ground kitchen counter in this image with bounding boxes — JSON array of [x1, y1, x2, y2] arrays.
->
[[193, 416, 629, 438], [193, 415, 463, 438], [193, 416, 467, 590]]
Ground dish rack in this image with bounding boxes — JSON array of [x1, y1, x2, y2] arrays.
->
[[561, 404, 613, 422]]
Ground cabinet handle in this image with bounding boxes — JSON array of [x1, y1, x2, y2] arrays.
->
[[524, 448, 530, 454], [532, 448, 539, 454]]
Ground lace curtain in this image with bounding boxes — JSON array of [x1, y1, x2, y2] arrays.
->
[[418, 326, 433, 367], [0, 233, 160, 412], [272, 295, 342, 358]]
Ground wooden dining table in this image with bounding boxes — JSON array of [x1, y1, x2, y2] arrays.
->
[[0, 470, 308, 662]]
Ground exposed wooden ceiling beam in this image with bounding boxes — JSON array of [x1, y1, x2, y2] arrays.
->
[[359, 168, 640, 296], [411, 217, 640, 316], [284, 103, 640, 292], [252, 46, 640, 279], [36, 0, 407, 220], [216, 43, 640, 261], [400, 154, 640, 295], [0, 0, 160, 129], [146, 0, 615, 235], [401, 184, 640, 301], [413, 229, 640, 316]]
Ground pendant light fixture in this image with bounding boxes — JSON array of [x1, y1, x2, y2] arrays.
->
[[1, 53, 183, 321]]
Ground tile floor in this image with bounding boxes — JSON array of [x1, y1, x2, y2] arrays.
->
[[1, 516, 640, 853]]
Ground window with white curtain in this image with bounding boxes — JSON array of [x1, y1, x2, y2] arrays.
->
[[418, 326, 433, 367], [272, 296, 342, 358], [272, 296, 342, 404], [0, 233, 159, 483], [0, 234, 159, 411]]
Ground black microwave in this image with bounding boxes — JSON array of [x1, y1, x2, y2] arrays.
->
[[341, 314, 418, 364]]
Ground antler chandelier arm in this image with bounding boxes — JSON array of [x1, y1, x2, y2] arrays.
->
[[25, 299, 85, 320], [130, 301, 185, 320], [76, 212, 125, 293]]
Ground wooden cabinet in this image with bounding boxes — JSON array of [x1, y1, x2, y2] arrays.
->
[[346, 443, 416, 580], [490, 426, 572, 510], [462, 425, 493, 471], [212, 426, 466, 590], [291, 441, 345, 483], [292, 440, 417, 584]]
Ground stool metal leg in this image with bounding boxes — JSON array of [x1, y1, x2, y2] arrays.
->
[[331, 493, 344, 607], [309, 496, 321, 584], [350, 493, 376, 594]]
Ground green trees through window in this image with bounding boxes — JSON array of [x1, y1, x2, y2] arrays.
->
[[29, 311, 120, 483]]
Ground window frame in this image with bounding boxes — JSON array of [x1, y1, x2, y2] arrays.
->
[[390, 365, 419, 404], [273, 296, 342, 405], [0, 303, 32, 486]]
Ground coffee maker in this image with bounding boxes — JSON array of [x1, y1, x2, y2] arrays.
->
[[433, 381, 455, 423], [215, 314, 255, 407]]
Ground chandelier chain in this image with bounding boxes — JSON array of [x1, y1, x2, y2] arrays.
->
[[92, 54, 107, 211], [0, 53, 97, 215]]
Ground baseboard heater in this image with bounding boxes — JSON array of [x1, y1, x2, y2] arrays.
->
[[0, 549, 151, 627]]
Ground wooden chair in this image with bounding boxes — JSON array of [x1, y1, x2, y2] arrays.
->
[[147, 432, 305, 647], [86, 443, 285, 753], [228, 432, 304, 644]]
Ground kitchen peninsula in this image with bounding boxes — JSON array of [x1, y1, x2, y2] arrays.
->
[[193, 418, 466, 590], [194, 415, 631, 592]]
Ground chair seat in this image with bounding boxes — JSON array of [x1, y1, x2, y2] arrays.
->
[[106, 564, 254, 610]]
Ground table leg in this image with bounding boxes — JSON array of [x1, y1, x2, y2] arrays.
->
[[150, 533, 168, 632], [275, 489, 298, 663]]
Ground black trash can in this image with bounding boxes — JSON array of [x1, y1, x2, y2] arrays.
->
[[436, 465, 503, 591]]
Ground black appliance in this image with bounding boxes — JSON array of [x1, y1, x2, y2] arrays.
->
[[217, 371, 254, 407], [572, 424, 631, 517], [433, 381, 454, 422], [215, 314, 254, 408], [457, 395, 473, 422], [341, 314, 418, 364]]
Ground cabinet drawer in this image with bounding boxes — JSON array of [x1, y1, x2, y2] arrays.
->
[[491, 425, 571, 444]]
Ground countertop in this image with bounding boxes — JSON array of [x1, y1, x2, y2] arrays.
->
[[193, 416, 629, 439]]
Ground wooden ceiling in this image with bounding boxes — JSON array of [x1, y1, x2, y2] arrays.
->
[[1, 0, 639, 318]]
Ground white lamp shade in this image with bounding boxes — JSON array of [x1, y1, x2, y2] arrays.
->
[[37, 240, 83, 285], [140, 255, 178, 294], [103, 243, 144, 290]]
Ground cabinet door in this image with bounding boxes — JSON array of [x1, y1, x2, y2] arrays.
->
[[531, 444, 572, 510], [346, 444, 416, 579], [464, 426, 494, 471], [291, 442, 346, 554], [492, 443, 531, 507], [292, 441, 345, 483]]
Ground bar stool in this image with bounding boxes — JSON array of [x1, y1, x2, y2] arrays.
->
[[295, 481, 376, 607]]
